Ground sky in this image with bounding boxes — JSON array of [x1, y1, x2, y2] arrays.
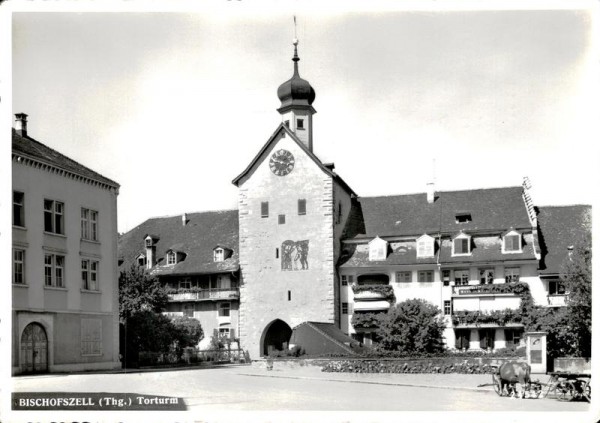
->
[[7, 2, 600, 233]]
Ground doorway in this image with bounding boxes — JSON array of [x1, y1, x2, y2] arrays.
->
[[261, 319, 292, 357], [21, 322, 48, 374]]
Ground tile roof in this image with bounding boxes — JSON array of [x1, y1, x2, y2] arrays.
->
[[118, 210, 239, 276], [339, 234, 537, 268], [355, 186, 531, 238], [537, 205, 592, 275], [12, 129, 119, 188]]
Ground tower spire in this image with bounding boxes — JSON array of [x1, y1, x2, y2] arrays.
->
[[292, 16, 299, 76]]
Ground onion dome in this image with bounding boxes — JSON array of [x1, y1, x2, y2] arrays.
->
[[277, 39, 316, 110]]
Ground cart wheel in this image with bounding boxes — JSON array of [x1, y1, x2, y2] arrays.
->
[[557, 382, 574, 401], [584, 384, 591, 402]]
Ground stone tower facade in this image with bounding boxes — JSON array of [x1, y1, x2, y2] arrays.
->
[[233, 42, 354, 359]]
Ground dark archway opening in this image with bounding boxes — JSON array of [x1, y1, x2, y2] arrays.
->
[[21, 322, 48, 374], [261, 319, 292, 357]]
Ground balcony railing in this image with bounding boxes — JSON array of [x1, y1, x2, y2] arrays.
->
[[167, 288, 240, 302], [451, 282, 528, 297], [547, 294, 567, 307]]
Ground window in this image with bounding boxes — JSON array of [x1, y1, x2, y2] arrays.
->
[[455, 329, 470, 350], [179, 277, 192, 290], [444, 300, 452, 315], [288, 290, 292, 301], [341, 275, 348, 286], [503, 232, 521, 253], [298, 199, 306, 215], [454, 269, 469, 286], [81, 208, 99, 241], [417, 234, 434, 258], [219, 302, 231, 317], [13, 191, 25, 227], [418, 270, 434, 282], [396, 271, 412, 283], [45, 254, 65, 288], [297, 118, 304, 129], [479, 269, 494, 285], [275, 248, 279, 259], [505, 267, 520, 283], [548, 280, 566, 295], [278, 214, 286, 224], [284, 120, 290, 127], [167, 251, 176, 265], [214, 248, 224, 262], [183, 303, 194, 318], [442, 270, 451, 286], [261, 201, 269, 218], [342, 302, 349, 314], [455, 213, 472, 223], [81, 259, 99, 291], [219, 327, 231, 338], [453, 234, 471, 255], [479, 328, 495, 350], [13, 249, 25, 284], [504, 328, 523, 348], [145, 237, 154, 247], [44, 199, 64, 234], [81, 319, 102, 356]]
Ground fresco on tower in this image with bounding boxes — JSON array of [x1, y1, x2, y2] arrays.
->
[[281, 240, 309, 270]]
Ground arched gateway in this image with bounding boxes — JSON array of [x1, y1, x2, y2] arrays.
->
[[260, 319, 292, 357], [20, 322, 48, 374]]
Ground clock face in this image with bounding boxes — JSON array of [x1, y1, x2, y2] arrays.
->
[[269, 149, 295, 176]]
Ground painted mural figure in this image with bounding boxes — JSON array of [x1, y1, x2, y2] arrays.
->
[[281, 240, 309, 270]]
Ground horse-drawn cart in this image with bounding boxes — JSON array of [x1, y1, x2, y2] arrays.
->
[[544, 372, 591, 402]]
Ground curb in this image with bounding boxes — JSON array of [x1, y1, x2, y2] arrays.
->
[[236, 372, 494, 393]]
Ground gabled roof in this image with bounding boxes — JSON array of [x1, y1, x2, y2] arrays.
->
[[118, 209, 239, 276], [537, 205, 592, 275], [231, 123, 356, 196], [354, 186, 531, 238], [12, 128, 119, 189]]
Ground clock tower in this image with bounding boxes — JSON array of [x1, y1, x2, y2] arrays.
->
[[233, 39, 356, 359]]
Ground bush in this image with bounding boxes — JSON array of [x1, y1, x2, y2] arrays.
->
[[268, 346, 306, 358], [377, 299, 446, 354]]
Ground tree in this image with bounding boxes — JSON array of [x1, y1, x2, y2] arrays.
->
[[171, 316, 204, 358], [376, 299, 446, 353], [561, 233, 592, 357], [119, 263, 169, 366], [119, 263, 168, 320]]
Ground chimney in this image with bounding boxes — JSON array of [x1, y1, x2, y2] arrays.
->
[[426, 182, 435, 204], [15, 113, 28, 137], [182, 213, 188, 226]]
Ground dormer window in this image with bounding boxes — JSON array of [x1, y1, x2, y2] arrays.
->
[[213, 246, 232, 262], [368, 236, 388, 261], [167, 250, 176, 265], [417, 234, 435, 258], [455, 213, 472, 224], [452, 233, 471, 256], [502, 230, 522, 253], [136, 254, 146, 267]]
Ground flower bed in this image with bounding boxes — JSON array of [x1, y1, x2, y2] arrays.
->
[[321, 356, 522, 374], [451, 308, 522, 326], [351, 312, 385, 328]]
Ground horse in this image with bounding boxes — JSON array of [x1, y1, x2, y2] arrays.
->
[[497, 361, 531, 398]]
